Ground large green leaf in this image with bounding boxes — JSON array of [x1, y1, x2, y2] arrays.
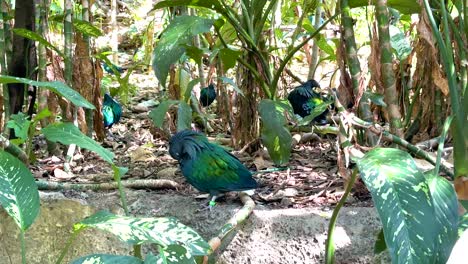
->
[[159, 245, 196, 264], [71, 254, 143, 264], [389, 25, 411, 60], [6, 113, 31, 143], [425, 172, 458, 262], [152, 16, 214, 87], [298, 101, 333, 126], [259, 99, 291, 165], [0, 151, 40, 231], [219, 76, 244, 96], [177, 101, 192, 132], [218, 48, 242, 71], [349, 0, 420, 14], [49, 15, 104, 38], [356, 148, 437, 264], [12, 28, 64, 57], [0, 75, 95, 109], [149, 100, 179, 128], [42, 123, 114, 164], [152, 0, 224, 15], [75, 211, 211, 256], [73, 19, 103, 37]]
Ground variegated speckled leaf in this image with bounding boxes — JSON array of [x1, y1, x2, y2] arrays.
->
[[150, 217, 211, 256], [0, 151, 40, 230], [356, 148, 437, 264], [425, 172, 458, 262], [75, 211, 210, 256], [158, 245, 196, 264], [70, 254, 143, 264]]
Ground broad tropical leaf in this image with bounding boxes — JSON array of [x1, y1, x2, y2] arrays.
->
[[12, 28, 64, 57], [356, 148, 437, 264], [259, 99, 291, 165], [389, 25, 411, 60], [159, 245, 196, 264], [0, 75, 95, 109], [425, 172, 458, 262], [75, 211, 211, 256], [42, 123, 114, 164], [177, 101, 192, 132], [6, 113, 31, 143], [152, 0, 224, 15], [349, 0, 420, 14], [71, 254, 143, 264], [152, 16, 214, 87], [73, 19, 103, 37], [0, 151, 40, 230], [149, 100, 179, 128], [219, 76, 244, 96], [298, 101, 333, 126], [218, 48, 242, 71]]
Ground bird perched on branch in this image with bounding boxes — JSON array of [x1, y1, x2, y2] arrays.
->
[[103, 93, 122, 129], [199, 84, 216, 107], [287, 79, 331, 125], [102, 62, 124, 75], [169, 130, 257, 209]]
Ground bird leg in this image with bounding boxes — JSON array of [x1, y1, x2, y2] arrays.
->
[[196, 194, 225, 212], [208, 195, 218, 211]]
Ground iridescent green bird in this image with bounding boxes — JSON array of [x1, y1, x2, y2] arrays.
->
[[199, 84, 216, 107], [102, 93, 122, 129], [287, 79, 330, 125], [102, 62, 124, 75], [169, 130, 257, 208]]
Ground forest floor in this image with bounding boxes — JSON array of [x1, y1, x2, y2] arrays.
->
[[30, 71, 373, 210]]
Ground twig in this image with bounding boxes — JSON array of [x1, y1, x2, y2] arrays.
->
[[35, 179, 180, 191], [203, 192, 256, 264]]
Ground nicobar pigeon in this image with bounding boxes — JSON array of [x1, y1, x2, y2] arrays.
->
[[169, 130, 257, 209], [199, 84, 216, 107], [102, 93, 122, 129], [287, 79, 330, 125], [102, 62, 124, 75]]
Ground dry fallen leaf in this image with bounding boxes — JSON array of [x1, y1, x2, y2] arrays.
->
[[53, 168, 75, 180], [253, 155, 274, 171], [129, 146, 156, 163]]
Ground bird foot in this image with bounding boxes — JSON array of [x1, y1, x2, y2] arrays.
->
[[196, 201, 216, 213], [196, 197, 218, 213]]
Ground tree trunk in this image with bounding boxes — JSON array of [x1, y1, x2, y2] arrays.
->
[[233, 53, 259, 150], [7, 0, 35, 118]]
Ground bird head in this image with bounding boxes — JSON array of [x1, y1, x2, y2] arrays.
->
[[304, 79, 320, 89], [208, 84, 215, 90], [104, 93, 112, 104], [168, 130, 209, 161]]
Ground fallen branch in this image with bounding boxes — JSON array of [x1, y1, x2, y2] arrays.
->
[[36, 179, 180, 191], [203, 192, 256, 264]]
